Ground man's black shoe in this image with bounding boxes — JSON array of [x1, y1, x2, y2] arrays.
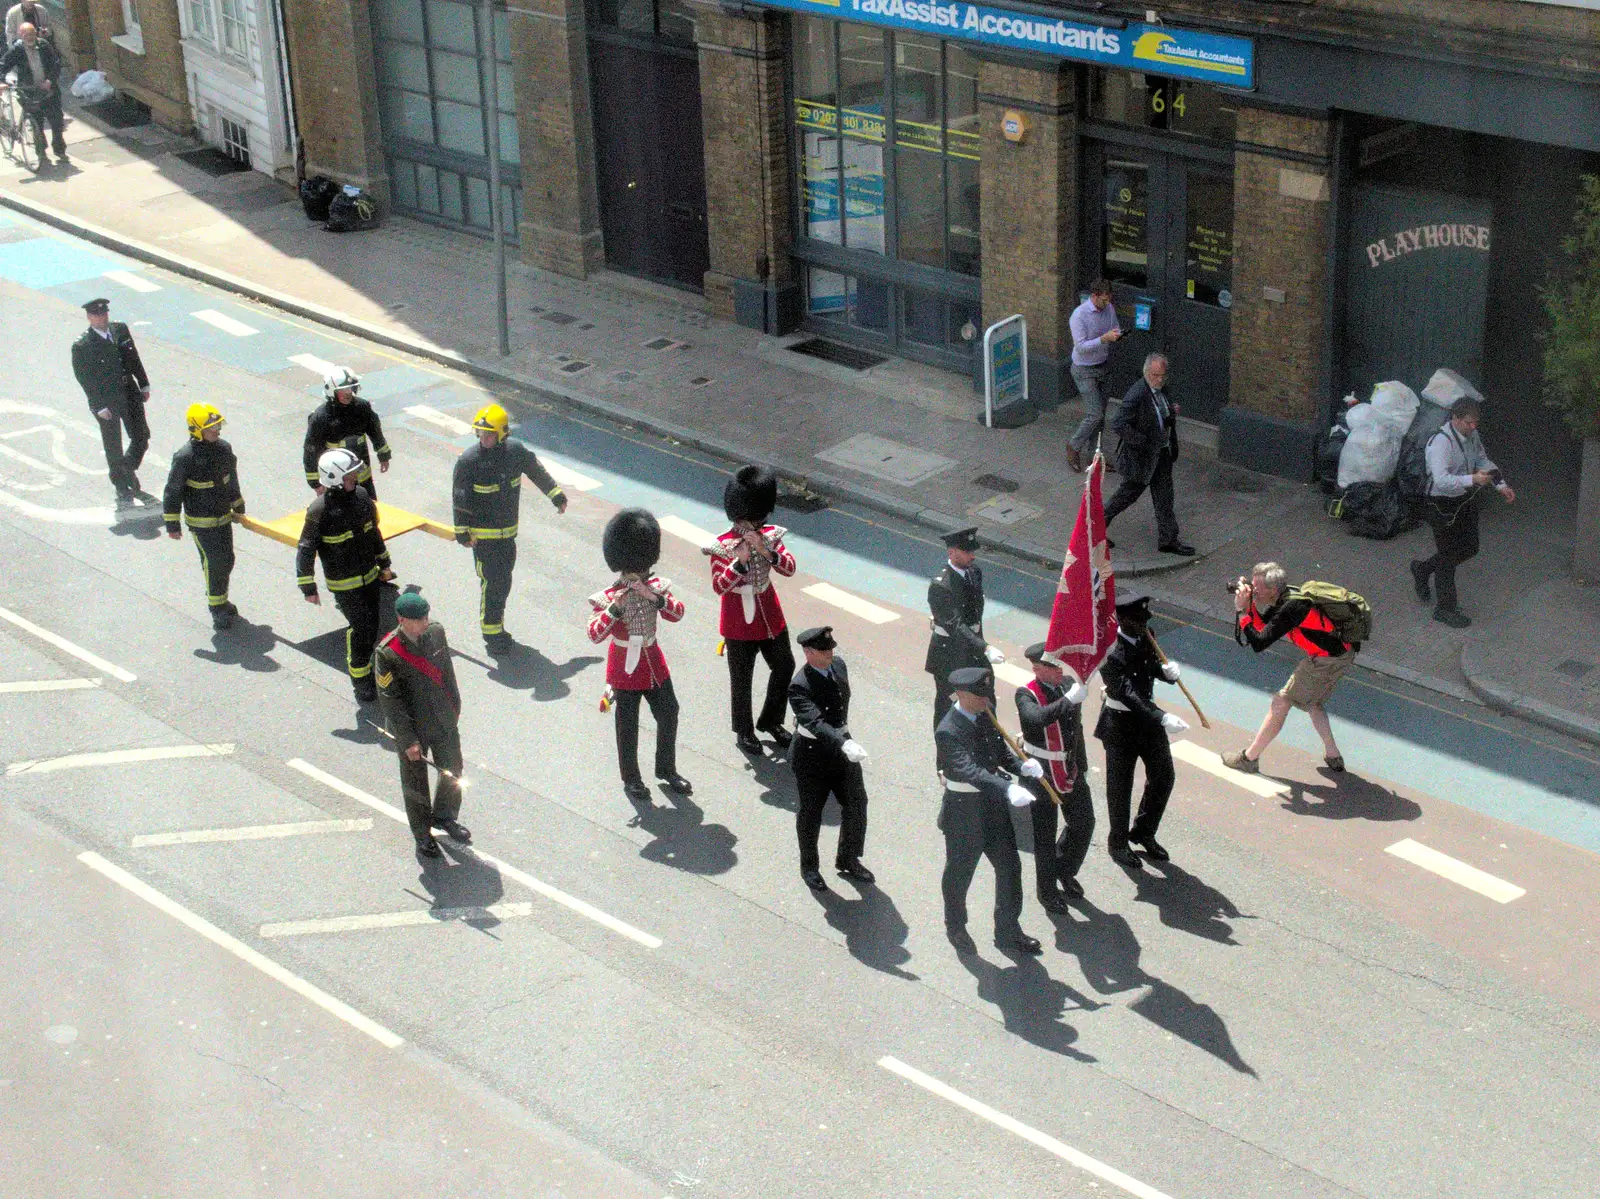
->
[[1061, 876, 1085, 899], [211, 607, 234, 631], [484, 634, 513, 656], [802, 868, 828, 891], [433, 819, 472, 844], [660, 774, 694, 796], [1409, 559, 1432, 603], [353, 679, 378, 704], [735, 733, 764, 755], [623, 780, 652, 804], [114, 492, 136, 511], [836, 859, 875, 884], [1433, 606, 1471, 628], [1038, 891, 1071, 914], [760, 725, 793, 749], [416, 839, 444, 859], [1108, 843, 1144, 869], [1158, 542, 1197, 557], [999, 933, 1044, 955], [946, 925, 977, 956], [1131, 833, 1170, 862]]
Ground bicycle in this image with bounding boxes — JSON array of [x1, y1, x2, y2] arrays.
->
[[0, 84, 40, 172]]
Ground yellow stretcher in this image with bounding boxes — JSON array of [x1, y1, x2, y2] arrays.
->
[[236, 502, 456, 547]]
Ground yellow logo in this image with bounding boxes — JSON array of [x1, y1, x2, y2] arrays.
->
[[1131, 31, 1247, 77]]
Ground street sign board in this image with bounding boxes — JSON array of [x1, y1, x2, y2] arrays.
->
[[983, 314, 1028, 429]]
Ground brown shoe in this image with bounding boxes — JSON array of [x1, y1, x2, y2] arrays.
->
[[1221, 749, 1260, 774], [1065, 446, 1083, 473]]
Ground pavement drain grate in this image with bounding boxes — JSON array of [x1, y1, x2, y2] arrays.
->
[[615, 371, 638, 382], [1554, 658, 1595, 681], [777, 490, 829, 514], [788, 337, 888, 371], [542, 311, 579, 326], [560, 360, 593, 375], [973, 473, 1021, 493], [689, 376, 712, 387], [643, 337, 679, 350]]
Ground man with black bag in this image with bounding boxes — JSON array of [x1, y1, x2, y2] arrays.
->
[[71, 298, 151, 508]]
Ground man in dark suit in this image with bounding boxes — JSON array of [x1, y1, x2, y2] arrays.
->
[[787, 626, 872, 892], [70, 298, 151, 507], [925, 527, 1005, 745], [1015, 641, 1094, 912], [1104, 352, 1195, 556]]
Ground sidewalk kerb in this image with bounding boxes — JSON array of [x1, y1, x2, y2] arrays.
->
[[1460, 640, 1600, 750]]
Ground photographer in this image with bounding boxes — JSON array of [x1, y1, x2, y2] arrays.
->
[[1222, 563, 1354, 775], [1408, 397, 1514, 628]]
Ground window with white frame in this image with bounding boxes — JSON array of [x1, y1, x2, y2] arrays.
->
[[219, 0, 247, 59], [187, 0, 215, 43]]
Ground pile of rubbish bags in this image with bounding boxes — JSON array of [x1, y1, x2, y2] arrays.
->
[[299, 176, 380, 233]]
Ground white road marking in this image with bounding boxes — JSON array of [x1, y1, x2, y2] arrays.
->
[[290, 352, 345, 377], [544, 459, 603, 492], [192, 308, 260, 337], [992, 662, 1034, 688], [7, 742, 233, 776], [1384, 838, 1526, 904], [77, 852, 403, 1049], [800, 582, 900, 626], [0, 490, 115, 524], [403, 404, 473, 435], [878, 1057, 1175, 1199], [1170, 739, 1290, 799], [102, 268, 161, 293], [0, 677, 101, 694], [659, 514, 718, 549], [132, 818, 373, 848], [0, 606, 136, 682], [260, 902, 535, 938], [287, 757, 662, 949]]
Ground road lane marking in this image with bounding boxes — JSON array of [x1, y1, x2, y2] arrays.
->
[[1170, 739, 1290, 799], [1384, 838, 1526, 904], [404, 404, 473, 435], [192, 308, 260, 337], [287, 758, 663, 949], [102, 268, 161, 293], [801, 582, 900, 625], [992, 662, 1034, 688], [878, 1057, 1175, 1199], [7, 743, 233, 776], [544, 459, 602, 492], [261, 902, 535, 938], [0, 677, 101, 693], [132, 818, 373, 848], [659, 514, 718, 549], [290, 352, 345, 377], [77, 852, 403, 1049], [0, 606, 137, 682]]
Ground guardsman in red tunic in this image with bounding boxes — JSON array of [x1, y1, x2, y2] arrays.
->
[[1015, 641, 1095, 912], [708, 465, 797, 755], [589, 508, 693, 804]]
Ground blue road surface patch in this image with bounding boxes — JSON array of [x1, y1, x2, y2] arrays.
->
[[0, 236, 124, 288]]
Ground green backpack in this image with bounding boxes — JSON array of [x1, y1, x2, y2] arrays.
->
[[1289, 581, 1372, 645]]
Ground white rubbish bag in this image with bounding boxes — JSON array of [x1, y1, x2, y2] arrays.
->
[[1337, 381, 1417, 489], [71, 70, 115, 104], [1420, 368, 1482, 409]]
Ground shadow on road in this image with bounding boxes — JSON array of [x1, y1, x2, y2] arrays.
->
[[411, 845, 511, 936], [192, 617, 281, 673], [460, 639, 600, 701], [1281, 773, 1423, 822], [629, 790, 738, 876], [959, 949, 1099, 1063], [813, 881, 917, 980], [1131, 859, 1249, 945]]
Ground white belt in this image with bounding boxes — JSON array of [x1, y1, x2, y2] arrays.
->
[[1102, 698, 1131, 712], [1022, 743, 1070, 761], [613, 632, 657, 674], [731, 580, 771, 624], [794, 725, 848, 741], [944, 781, 980, 793]]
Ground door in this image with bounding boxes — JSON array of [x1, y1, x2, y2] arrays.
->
[[1088, 145, 1234, 425]]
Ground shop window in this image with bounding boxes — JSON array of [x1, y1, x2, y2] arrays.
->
[[1089, 69, 1236, 144], [1101, 158, 1149, 288], [1184, 172, 1234, 308], [587, 0, 695, 43], [807, 269, 892, 336]]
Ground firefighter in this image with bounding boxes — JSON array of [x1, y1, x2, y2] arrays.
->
[[302, 368, 390, 501], [451, 402, 568, 653], [162, 403, 246, 630]]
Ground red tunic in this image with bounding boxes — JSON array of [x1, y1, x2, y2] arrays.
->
[[709, 524, 796, 641], [588, 576, 684, 691]]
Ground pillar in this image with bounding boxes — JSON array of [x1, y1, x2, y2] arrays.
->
[[281, 0, 388, 199]]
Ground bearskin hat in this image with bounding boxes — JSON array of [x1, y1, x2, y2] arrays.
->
[[603, 508, 661, 574], [723, 465, 778, 524]]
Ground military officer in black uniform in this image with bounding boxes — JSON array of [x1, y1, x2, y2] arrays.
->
[[1094, 590, 1188, 868], [297, 448, 396, 703], [451, 402, 567, 654], [925, 527, 1005, 759], [787, 626, 873, 892], [70, 298, 151, 507], [376, 590, 469, 859], [1015, 642, 1094, 912], [162, 404, 246, 630], [935, 667, 1044, 956], [302, 368, 391, 500]]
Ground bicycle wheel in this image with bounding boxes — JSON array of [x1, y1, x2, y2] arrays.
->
[[0, 96, 17, 162], [14, 110, 37, 171]]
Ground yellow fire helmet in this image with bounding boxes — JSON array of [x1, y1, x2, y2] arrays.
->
[[185, 403, 225, 439], [472, 403, 510, 440]]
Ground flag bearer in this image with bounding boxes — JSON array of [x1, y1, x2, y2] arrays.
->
[[163, 403, 246, 629], [1015, 642, 1093, 911]]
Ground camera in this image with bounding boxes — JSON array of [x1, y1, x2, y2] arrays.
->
[[1487, 468, 1505, 486], [1223, 577, 1248, 595]]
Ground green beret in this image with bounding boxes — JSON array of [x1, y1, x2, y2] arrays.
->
[[394, 591, 430, 619]]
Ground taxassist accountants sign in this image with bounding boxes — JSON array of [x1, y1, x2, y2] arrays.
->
[[758, 0, 1255, 88]]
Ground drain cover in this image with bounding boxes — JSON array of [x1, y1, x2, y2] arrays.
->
[[643, 336, 679, 350], [541, 311, 578, 326], [787, 338, 888, 371], [559, 360, 593, 374], [1555, 658, 1595, 681], [973, 473, 1020, 493]]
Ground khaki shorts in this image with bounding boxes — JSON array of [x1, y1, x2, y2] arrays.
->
[[1279, 653, 1353, 710]]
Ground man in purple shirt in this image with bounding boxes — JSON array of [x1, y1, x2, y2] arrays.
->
[[1066, 280, 1124, 473]]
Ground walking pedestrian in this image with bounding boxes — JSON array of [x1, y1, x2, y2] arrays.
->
[[162, 404, 246, 630], [1409, 397, 1515, 628], [70, 298, 150, 508], [302, 369, 390, 501], [0, 23, 66, 162], [1015, 642, 1093, 911], [925, 527, 1005, 746], [1103, 353, 1195, 556], [1066, 280, 1124, 473], [787, 626, 872, 892], [6, 2, 54, 44]]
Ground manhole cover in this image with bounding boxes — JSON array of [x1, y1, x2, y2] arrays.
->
[[816, 434, 956, 486], [787, 338, 888, 371], [1554, 658, 1594, 681], [973, 473, 1020, 493], [643, 336, 679, 350], [541, 311, 578, 326], [973, 494, 1043, 525], [559, 360, 593, 375]]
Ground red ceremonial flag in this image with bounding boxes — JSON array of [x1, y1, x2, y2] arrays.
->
[[1044, 455, 1118, 683]]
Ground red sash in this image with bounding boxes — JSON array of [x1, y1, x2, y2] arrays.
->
[[1025, 679, 1077, 793], [380, 630, 459, 712]]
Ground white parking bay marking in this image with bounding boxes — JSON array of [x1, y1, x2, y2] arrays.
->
[[287, 757, 408, 822], [1384, 838, 1526, 904], [132, 818, 373, 848], [403, 405, 473, 435], [0, 606, 137, 682], [878, 1057, 1176, 1199], [260, 902, 535, 938], [0, 678, 101, 694], [1170, 739, 1290, 799], [992, 662, 1034, 688], [659, 514, 718, 549], [102, 269, 161, 293], [7, 743, 233, 776], [801, 582, 900, 626], [544, 459, 602, 492], [290, 353, 345, 377], [78, 852, 403, 1049], [192, 309, 260, 337]]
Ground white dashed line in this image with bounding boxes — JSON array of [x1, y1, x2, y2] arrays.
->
[[7, 743, 233, 776], [403, 404, 473, 435], [132, 818, 373, 848], [286, 757, 407, 823], [1384, 838, 1526, 904], [992, 662, 1034, 688], [659, 514, 719, 548], [0, 606, 137, 682], [102, 268, 161, 293], [260, 902, 535, 938], [1169, 739, 1290, 799], [800, 582, 900, 625], [192, 308, 260, 337], [544, 459, 603, 492], [78, 852, 403, 1048], [290, 352, 346, 377], [0, 678, 101, 694], [878, 1057, 1176, 1199]]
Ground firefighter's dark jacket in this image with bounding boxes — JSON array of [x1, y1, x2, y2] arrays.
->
[[451, 437, 564, 542], [162, 439, 244, 534], [295, 487, 391, 595], [302, 397, 391, 487]]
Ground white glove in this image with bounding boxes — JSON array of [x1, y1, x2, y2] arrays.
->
[[984, 645, 1005, 665], [1019, 758, 1044, 779], [1161, 712, 1190, 734], [842, 739, 868, 764], [1066, 680, 1087, 705], [1006, 782, 1034, 808], [1161, 662, 1181, 683]]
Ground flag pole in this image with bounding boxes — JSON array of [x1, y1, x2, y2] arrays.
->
[[985, 711, 1062, 807], [1142, 631, 1210, 729]]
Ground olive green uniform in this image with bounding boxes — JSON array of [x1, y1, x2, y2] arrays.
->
[[375, 621, 464, 847]]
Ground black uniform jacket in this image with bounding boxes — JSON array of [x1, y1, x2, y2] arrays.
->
[[1015, 681, 1089, 764], [162, 439, 244, 534], [0, 37, 61, 90], [71, 323, 148, 415], [295, 487, 392, 596], [1093, 632, 1167, 743], [302, 397, 391, 487], [788, 658, 853, 769], [924, 563, 987, 678], [1110, 378, 1180, 484], [450, 438, 564, 542], [936, 707, 1024, 800], [376, 622, 461, 748]]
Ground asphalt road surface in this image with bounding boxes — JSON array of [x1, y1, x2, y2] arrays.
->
[[2, 208, 1599, 1199]]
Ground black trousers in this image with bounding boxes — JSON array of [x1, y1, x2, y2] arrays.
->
[[399, 726, 464, 847], [725, 632, 794, 736], [473, 537, 516, 636], [939, 792, 1024, 940], [1103, 723, 1176, 847], [334, 580, 382, 687], [613, 678, 679, 784], [28, 90, 65, 153], [1418, 495, 1480, 612], [192, 525, 235, 609], [794, 754, 868, 871], [98, 402, 149, 494], [1104, 447, 1180, 546], [1026, 773, 1095, 892]]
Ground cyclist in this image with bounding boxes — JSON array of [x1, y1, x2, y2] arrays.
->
[[0, 22, 66, 164]]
